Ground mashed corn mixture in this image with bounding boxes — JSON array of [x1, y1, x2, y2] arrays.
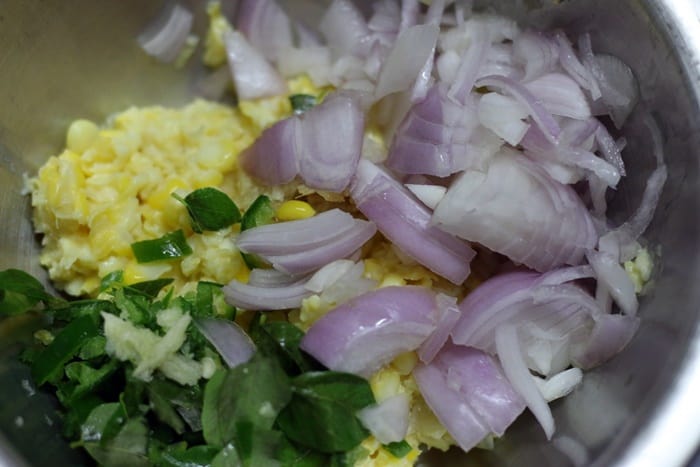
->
[[27, 72, 470, 463]]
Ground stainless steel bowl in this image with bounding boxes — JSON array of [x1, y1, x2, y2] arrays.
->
[[1, 0, 699, 465]]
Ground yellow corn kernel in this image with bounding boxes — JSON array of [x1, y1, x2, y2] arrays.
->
[[276, 200, 316, 221], [66, 119, 99, 153], [147, 177, 189, 211], [379, 273, 406, 288], [234, 265, 250, 284], [392, 351, 418, 375]]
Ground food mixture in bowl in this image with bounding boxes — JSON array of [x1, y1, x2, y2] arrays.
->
[[1, 0, 666, 466]]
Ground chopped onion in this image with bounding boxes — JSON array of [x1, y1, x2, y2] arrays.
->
[[223, 273, 312, 311], [570, 313, 640, 369], [236, 0, 294, 62], [533, 367, 583, 402], [304, 259, 356, 294], [276, 46, 332, 86], [297, 91, 365, 191], [433, 149, 598, 272], [194, 318, 255, 368], [477, 92, 530, 146], [357, 394, 410, 444], [223, 30, 288, 100], [513, 31, 560, 82], [236, 209, 377, 276], [554, 31, 601, 100], [374, 24, 440, 100], [138, 2, 194, 63], [413, 343, 525, 452], [476, 75, 561, 143], [351, 160, 476, 284], [495, 324, 554, 439], [418, 293, 461, 363], [523, 73, 591, 120], [586, 250, 638, 316], [239, 92, 365, 191], [319, 0, 373, 57], [300, 286, 438, 377], [405, 184, 447, 210], [238, 117, 299, 186]]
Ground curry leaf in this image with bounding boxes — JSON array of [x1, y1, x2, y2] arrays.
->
[[173, 188, 241, 233]]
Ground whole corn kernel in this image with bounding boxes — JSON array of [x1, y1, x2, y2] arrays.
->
[[66, 119, 99, 153], [276, 200, 316, 221]]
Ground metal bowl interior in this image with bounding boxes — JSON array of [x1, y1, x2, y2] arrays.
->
[[0, 1, 699, 466]]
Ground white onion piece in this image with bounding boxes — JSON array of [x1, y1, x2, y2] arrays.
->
[[237, 209, 376, 276], [387, 84, 489, 177], [265, 220, 376, 276], [237, 209, 357, 256], [368, 0, 400, 42], [319, 0, 372, 57], [586, 250, 638, 316], [532, 368, 583, 402], [476, 75, 561, 143], [495, 324, 554, 439], [554, 31, 601, 101], [238, 117, 299, 185], [357, 394, 410, 444], [294, 20, 322, 48], [621, 163, 668, 242], [400, 0, 420, 30], [448, 30, 490, 103], [317, 260, 377, 307], [194, 318, 255, 368], [477, 92, 530, 146], [375, 24, 440, 100], [433, 149, 598, 272], [276, 46, 332, 86], [418, 294, 461, 364], [405, 184, 447, 210], [524, 73, 591, 120], [570, 313, 640, 369], [351, 160, 476, 284], [300, 286, 438, 377], [298, 92, 365, 191], [451, 268, 600, 352], [594, 123, 626, 177], [223, 274, 312, 311], [223, 30, 288, 100], [513, 31, 560, 81], [304, 259, 356, 294], [138, 3, 194, 63], [592, 53, 639, 128], [248, 268, 301, 287], [413, 343, 525, 452], [236, 0, 294, 62]]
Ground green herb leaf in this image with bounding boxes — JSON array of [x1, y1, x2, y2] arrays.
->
[[276, 372, 374, 453], [31, 314, 101, 386], [0, 268, 61, 314], [147, 378, 204, 434], [202, 354, 291, 447], [113, 288, 157, 329], [195, 281, 235, 320], [131, 230, 193, 263], [127, 278, 175, 298], [80, 403, 150, 467], [52, 299, 118, 323], [289, 94, 317, 114], [240, 195, 276, 269], [277, 436, 329, 467], [78, 336, 107, 360], [159, 444, 220, 467], [173, 188, 242, 233], [59, 359, 120, 405], [383, 440, 412, 458], [211, 443, 241, 467], [100, 270, 124, 292], [249, 315, 319, 376]]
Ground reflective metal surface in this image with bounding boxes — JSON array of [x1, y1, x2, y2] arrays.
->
[[1, 0, 699, 466]]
